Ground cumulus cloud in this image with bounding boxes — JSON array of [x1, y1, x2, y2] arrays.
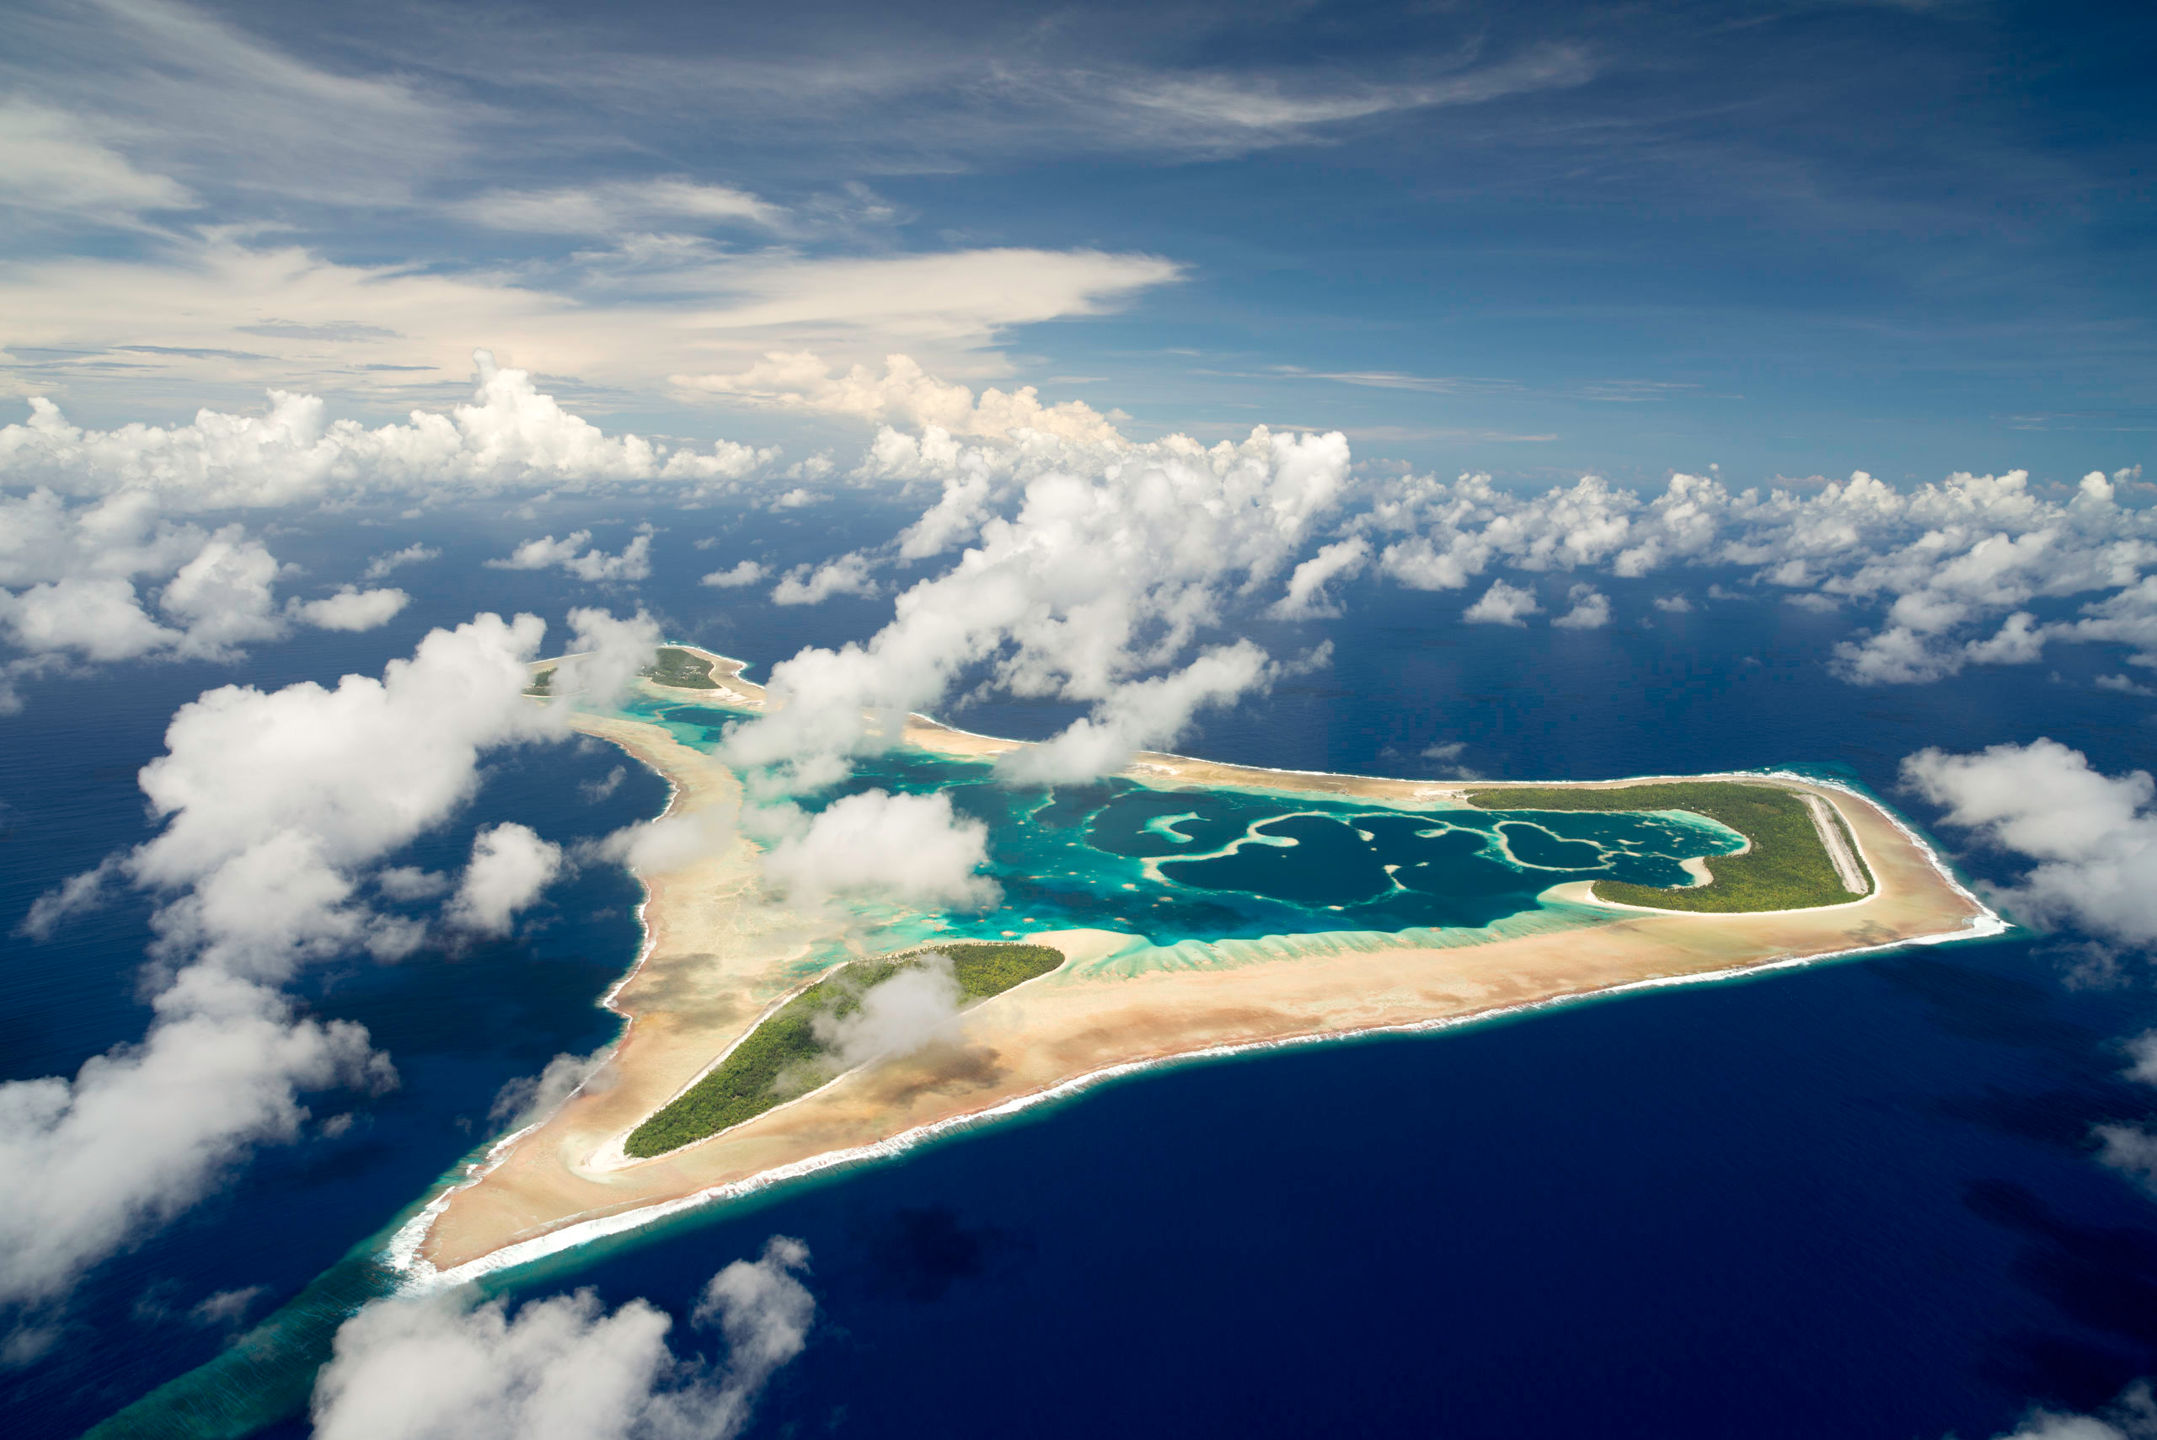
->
[[1359, 466, 2157, 684], [311, 1237, 814, 1440], [725, 424, 1351, 791], [2125, 1032, 2157, 1086], [552, 608, 664, 706], [0, 988, 389, 1312], [760, 790, 995, 909], [996, 640, 1278, 784], [1463, 578, 1541, 626], [289, 587, 409, 632], [446, 823, 563, 936], [0, 491, 381, 690], [124, 613, 557, 976], [812, 955, 965, 1070], [595, 804, 742, 877], [490, 529, 653, 583], [4, 615, 564, 1310], [1901, 740, 2157, 951], [770, 554, 876, 606], [0, 353, 779, 511], [680, 352, 1128, 446], [489, 1049, 612, 1134], [1985, 1383, 2157, 1440], [362, 544, 440, 582], [1552, 583, 1611, 629], [700, 560, 766, 589], [1268, 536, 1370, 620]]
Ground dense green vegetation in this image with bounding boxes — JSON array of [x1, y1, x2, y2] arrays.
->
[[644, 646, 719, 689], [1463, 781, 1869, 913], [625, 942, 1065, 1158], [523, 666, 555, 697]]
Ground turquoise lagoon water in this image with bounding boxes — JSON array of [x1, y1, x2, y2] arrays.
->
[[632, 697, 1749, 973]]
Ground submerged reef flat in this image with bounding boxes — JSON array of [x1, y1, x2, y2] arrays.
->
[[409, 647, 2001, 1279]]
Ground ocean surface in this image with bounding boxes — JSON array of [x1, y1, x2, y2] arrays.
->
[[5, 501, 2157, 1439]]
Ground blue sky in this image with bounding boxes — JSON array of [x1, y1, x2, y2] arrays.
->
[[3, 0, 2152, 483]]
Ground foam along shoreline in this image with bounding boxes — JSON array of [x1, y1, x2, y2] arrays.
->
[[401, 646, 2004, 1283]]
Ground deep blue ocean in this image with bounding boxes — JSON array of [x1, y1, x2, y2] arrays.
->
[[6, 497, 2157, 1440]]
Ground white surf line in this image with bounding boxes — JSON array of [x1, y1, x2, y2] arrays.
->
[[390, 869, 2008, 1294], [384, 732, 2002, 1290], [1803, 792, 1869, 894], [388, 772, 2007, 1289]]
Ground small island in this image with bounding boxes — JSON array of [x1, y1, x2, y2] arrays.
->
[[401, 646, 2002, 1282], [626, 943, 1064, 1158], [1463, 781, 1870, 912]]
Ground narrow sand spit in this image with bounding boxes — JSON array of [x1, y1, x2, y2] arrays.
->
[[407, 647, 2000, 1280]]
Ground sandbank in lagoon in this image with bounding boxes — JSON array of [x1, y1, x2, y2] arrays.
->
[[402, 647, 2003, 1281]]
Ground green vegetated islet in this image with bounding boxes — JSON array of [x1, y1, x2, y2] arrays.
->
[[523, 666, 555, 697], [644, 647, 719, 689], [624, 942, 1065, 1159], [1464, 781, 1868, 913]]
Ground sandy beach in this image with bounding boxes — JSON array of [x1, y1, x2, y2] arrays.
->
[[408, 647, 2001, 1278]]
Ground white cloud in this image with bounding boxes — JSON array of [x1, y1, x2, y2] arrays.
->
[[2121, 1032, 2157, 1090], [489, 529, 653, 583], [1354, 466, 2157, 683], [289, 587, 409, 632], [362, 544, 440, 582], [1985, 1382, 2157, 1440], [1268, 536, 1370, 620], [1, 354, 778, 510], [447, 823, 563, 936], [489, 1048, 611, 1134], [1463, 578, 1541, 626], [375, 866, 451, 902], [189, 1285, 265, 1328], [0, 98, 196, 226], [154, 530, 287, 657], [4, 614, 564, 1310], [455, 179, 784, 236], [700, 560, 766, 589], [759, 790, 995, 909], [1901, 739, 2157, 951], [770, 554, 876, 606], [126, 612, 557, 976], [0, 985, 387, 1311], [595, 804, 742, 877], [2097, 1124, 2157, 1196], [724, 424, 1351, 791], [552, 608, 663, 706], [681, 352, 1127, 446], [311, 1237, 814, 1440], [0, 490, 417, 701], [0, 495, 266, 661], [0, 231, 1181, 413], [1079, 48, 1594, 155], [812, 955, 965, 1069], [1552, 583, 1611, 629], [0, 575, 178, 664], [996, 641, 1278, 784]]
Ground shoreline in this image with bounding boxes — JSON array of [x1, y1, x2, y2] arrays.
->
[[399, 882, 2005, 1291], [395, 645, 2005, 1282]]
